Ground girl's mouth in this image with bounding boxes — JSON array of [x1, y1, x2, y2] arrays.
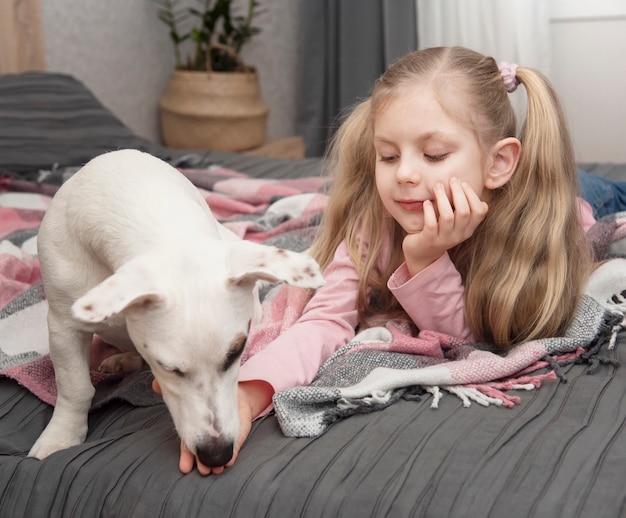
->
[[397, 200, 424, 212]]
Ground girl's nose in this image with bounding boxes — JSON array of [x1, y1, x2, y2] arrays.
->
[[395, 158, 421, 184]]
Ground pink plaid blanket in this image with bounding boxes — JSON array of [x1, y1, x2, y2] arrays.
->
[[0, 165, 328, 406], [2, 164, 626, 437]]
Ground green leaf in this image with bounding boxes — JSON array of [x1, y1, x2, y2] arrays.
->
[[154, 0, 262, 71]]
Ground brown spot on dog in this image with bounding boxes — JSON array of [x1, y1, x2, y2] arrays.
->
[[276, 249, 288, 256], [84, 304, 93, 311], [223, 333, 247, 371]]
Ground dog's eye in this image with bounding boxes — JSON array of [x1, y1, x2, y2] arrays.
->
[[170, 367, 185, 377], [223, 333, 247, 372], [157, 360, 186, 377]]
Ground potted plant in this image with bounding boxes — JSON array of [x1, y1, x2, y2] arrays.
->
[[156, 0, 269, 151]]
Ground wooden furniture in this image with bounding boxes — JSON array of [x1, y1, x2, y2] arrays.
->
[[244, 135, 305, 160], [0, 0, 45, 74]]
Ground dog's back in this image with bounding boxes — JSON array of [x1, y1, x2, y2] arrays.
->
[[40, 149, 215, 258], [38, 149, 218, 307]]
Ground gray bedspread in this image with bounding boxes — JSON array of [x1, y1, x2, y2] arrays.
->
[[1, 336, 624, 517]]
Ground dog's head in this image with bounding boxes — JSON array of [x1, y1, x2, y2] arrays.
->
[[72, 240, 324, 468]]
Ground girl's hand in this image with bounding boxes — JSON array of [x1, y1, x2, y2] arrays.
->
[[403, 177, 488, 276], [152, 379, 274, 475]]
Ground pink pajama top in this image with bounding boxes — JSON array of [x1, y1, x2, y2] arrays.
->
[[239, 199, 596, 394]]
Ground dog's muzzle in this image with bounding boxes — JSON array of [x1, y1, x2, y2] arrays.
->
[[196, 437, 234, 468]]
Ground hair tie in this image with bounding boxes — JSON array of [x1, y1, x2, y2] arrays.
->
[[499, 61, 519, 93]]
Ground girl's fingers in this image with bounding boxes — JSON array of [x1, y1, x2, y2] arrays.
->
[[449, 177, 470, 217], [179, 441, 196, 474], [462, 182, 488, 216], [179, 440, 223, 476], [432, 179, 487, 244], [210, 464, 225, 475], [434, 182, 455, 234], [422, 199, 438, 233], [461, 182, 489, 230], [434, 182, 453, 216]]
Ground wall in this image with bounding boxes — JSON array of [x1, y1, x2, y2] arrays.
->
[[549, 0, 626, 163], [41, 0, 299, 145], [39, 1, 626, 162]]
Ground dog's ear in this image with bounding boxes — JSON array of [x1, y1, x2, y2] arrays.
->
[[72, 263, 165, 324], [226, 241, 325, 290]]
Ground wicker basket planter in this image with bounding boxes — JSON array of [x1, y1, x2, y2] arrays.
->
[[159, 68, 269, 151]]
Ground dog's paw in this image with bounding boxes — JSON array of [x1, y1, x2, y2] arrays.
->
[[98, 351, 144, 374], [29, 440, 61, 460], [29, 430, 83, 460]]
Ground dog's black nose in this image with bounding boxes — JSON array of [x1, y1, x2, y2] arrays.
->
[[196, 439, 234, 468]]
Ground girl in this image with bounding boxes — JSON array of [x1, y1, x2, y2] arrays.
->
[[169, 46, 596, 474]]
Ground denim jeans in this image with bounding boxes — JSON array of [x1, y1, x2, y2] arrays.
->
[[578, 169, 626, 219]]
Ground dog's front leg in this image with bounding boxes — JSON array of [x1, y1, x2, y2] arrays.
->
[[29, 315, 96, 459]]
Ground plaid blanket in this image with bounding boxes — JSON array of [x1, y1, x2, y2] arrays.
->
[[262, 213, 626, 437], [2, 164, 626, 436], [0, 165, 328, 407]]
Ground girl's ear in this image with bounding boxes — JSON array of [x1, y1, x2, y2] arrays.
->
[[484, 137, 521, 190]]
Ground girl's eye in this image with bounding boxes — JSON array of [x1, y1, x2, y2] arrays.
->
[[378, 155, 398, 163], [425, 153, 448, 162]]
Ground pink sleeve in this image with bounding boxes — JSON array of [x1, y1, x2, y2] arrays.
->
[[577, 197, 596, 231], [239, 241, 360, 393], [388, 253, 474, 341]]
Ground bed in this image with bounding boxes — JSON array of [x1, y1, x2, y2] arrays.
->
[[1, 70, 626, 518]]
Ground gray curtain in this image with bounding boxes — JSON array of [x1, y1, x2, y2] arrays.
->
[[297, 0, 418, 157]]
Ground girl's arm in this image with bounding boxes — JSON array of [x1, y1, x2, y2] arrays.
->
[[239, 240, 361, 395], [388, 253, 473, 341]]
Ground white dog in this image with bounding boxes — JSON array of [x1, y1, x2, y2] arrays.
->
[[28, 149, 324, 468]]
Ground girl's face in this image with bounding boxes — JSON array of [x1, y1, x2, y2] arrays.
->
[[374, 85, 491, 234]]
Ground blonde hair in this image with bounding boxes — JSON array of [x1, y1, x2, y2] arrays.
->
[[310, 100, 408, 324], [310, 46, 593, 347]]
